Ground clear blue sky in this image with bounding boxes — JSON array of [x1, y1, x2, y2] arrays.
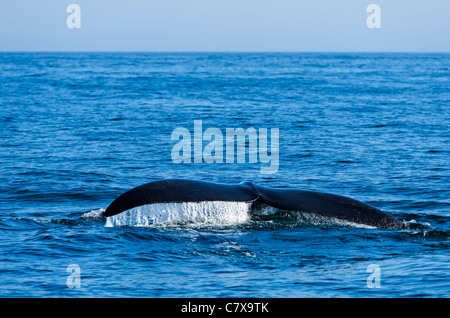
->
[[1, 0, 449, 52]]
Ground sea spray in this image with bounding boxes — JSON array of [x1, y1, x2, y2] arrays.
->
[[105, 201, 252, 227]]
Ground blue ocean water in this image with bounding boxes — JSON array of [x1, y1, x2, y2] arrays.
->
[[0, 52, 449, 297]]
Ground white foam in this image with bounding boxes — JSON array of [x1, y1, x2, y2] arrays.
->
[[251, 203, 278, 216], [104, 202, 379, 229], [293, 211, 377, 229], [105, 201, 252, 227], [82, 208, 105, 219]]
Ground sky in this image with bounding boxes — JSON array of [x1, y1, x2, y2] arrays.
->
[[0, 0, 449, 52]]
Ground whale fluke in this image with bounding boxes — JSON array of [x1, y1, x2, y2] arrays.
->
[[104, 179, 406, 229]]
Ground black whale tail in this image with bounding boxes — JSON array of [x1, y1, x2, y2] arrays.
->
[[104, 179, 406, 229], [254, 185, 406, 229]]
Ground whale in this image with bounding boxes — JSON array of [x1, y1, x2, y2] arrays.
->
[[104, 179, 406, 229]]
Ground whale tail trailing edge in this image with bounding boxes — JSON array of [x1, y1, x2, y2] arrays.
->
[[104, 179, 406, 229]]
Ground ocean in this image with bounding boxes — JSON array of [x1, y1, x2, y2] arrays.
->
[[0, 52, 448, 298]]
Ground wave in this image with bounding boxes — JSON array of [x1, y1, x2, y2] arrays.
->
[[1, 206, 447, 238]]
